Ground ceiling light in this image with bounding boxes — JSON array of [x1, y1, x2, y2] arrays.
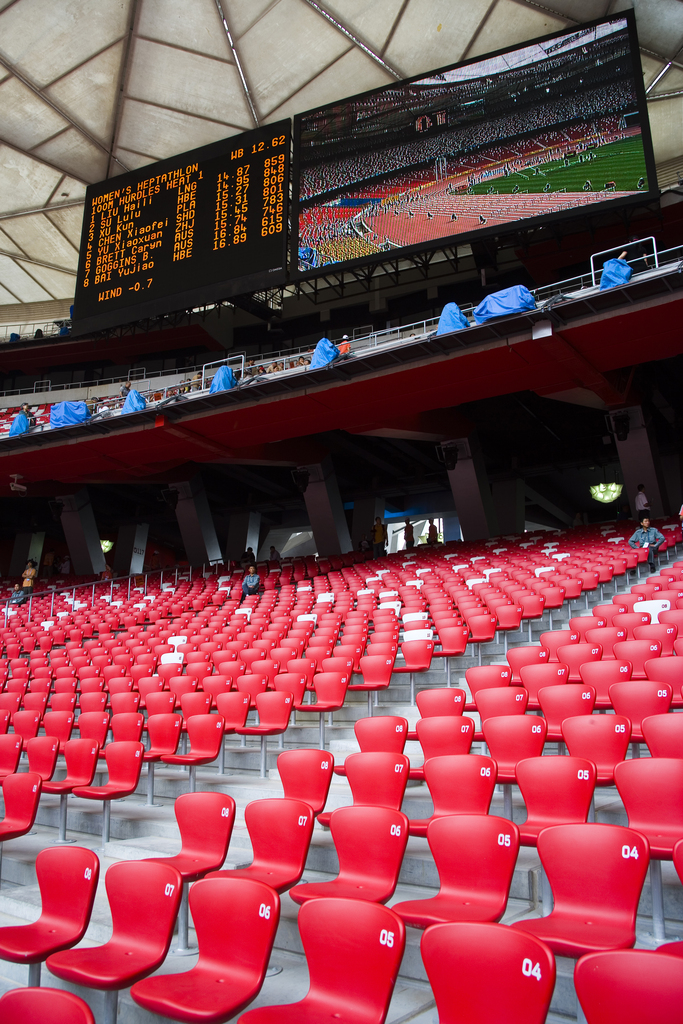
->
[[590, 483, 623, 504], [100, 539, 114, 553]]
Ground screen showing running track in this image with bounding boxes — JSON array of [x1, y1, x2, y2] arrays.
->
[[73, 121, 290, 333], [293, 13, 654, 274]]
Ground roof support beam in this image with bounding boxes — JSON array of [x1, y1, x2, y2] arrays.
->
[[213, 0, 259, 126], [301, 0, 403, 79]]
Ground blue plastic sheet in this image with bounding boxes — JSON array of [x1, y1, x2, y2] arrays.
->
[[122, 389, 146, 414], [472, 284, 536, 324], [8, 412, 29, 436], [600, 258, 632, 291], [310, 337, 339, 369], [9, 333, 20, 343], [209, 365, 236, 393], [50, 401, 90, 429], [437, 302, 470, 335]]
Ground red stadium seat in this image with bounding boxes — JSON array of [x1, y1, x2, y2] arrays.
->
[[289, 805, 408, 906], [26, 736, 58, 782], [482, 714, 546, 789], [130, 877, 280, 1024], [506, 646, 549, 683], [0, 987, 95, 1024], [407, 687, 466, 740], [585, 627, 627, 660], [409, 716, 474, 781], [519, 662, 568, 709], [237, 897, 405, 1024], [644, 657, 683, 708], [408, 754, 496, 838], [642, 714, 683, 757], [512, 824, 648, 956], [613, 639, 661, 679], [516, 756, 596, 846], [334, 715, 407, 776], [236, 691, 293, 777], [615, 757, 683, 942], [0, 773, 42, 880], [0, 846, 99, 986], [392, 638, 434, 703], [557, 642, 602, 682], [0, 735, 23, 779], [318, 751, 409, 828], [393, 814, 519, 927], [206, 797, 313, 893], [562, 714, 631, 784], [277, 748, 334, 815], [540, 629, 579, 662], [143, 713, 182, 805], [609, 680, 672, 742], [42, 739, 100, 842], [579, 660, 632, 709], [474, 687, 528, 739], [422, 921, 555, 1024], [47, 860, 182, 1024], [12, 709, 41, 744], [575, 949, 683, 1024], [72, 740, 144, 848], [296, 671, 349, 749], [351, 654, 395, 715], [144, 791, 235, 954], [464, 664, 512, 710], [161, 715, 225, 792]]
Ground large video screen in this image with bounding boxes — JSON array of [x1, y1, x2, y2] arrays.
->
[[73, 121, 290, 333], [293, 13, 654, 274]]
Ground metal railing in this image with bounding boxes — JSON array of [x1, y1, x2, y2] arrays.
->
[[2, 563, 226, 627], [589, 235, 659, 287]]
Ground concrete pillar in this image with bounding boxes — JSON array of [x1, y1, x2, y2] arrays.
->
[[168, 478, 222, 567], [351, 496, 384, 550], [226, 511, 262, 563], [113, 523, 149, 576], [611, 406, 669, 518], [442, 514, 462, 543], [8, 532, 45, 577], [57, 489, 106, 575], [301, 457, 352, 556], [445, 434, 499, 541], [492, 478, 525, 535]]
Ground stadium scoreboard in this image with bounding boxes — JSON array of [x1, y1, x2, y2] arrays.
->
[[73, 121, 290, 333]]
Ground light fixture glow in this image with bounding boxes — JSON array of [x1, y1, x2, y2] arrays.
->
[[589, 483, 623, 504], [100, 539, 114, 553]]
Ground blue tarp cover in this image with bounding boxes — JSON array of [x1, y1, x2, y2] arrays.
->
[[600, 258, 632, 291], [437, 302, 470, 334], [310, 337, 339, 369], [472, 284, 536, 324], [122, 389, 146, 414], [50, 401, 90, 429], [209, 365, 237, 393], [8, 412, 29, 436]]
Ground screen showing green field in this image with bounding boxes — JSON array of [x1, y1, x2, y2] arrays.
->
[[294, 15, 652, 273], [73, 122, 289, 333]]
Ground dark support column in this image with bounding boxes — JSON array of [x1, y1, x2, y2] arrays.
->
[[226, 511, 262, 563], [302, 457, 352, 556], [9, 532, 45, 577], [351, 496, 384, 550], [169, 478, 222, 567], [492, 478, 526, 535], [57, 489, 106, 574], [113, 523, 149, 575], [611, 406, 669, 518], [445, 434, 498, 541]]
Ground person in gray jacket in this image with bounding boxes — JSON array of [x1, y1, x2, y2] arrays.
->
[[629, 516, 665, 572]]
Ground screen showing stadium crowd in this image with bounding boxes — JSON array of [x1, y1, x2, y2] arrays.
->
[[295, 15, 652, 271]]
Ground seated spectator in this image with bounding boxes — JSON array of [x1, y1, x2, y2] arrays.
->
[[9, 584, 26, 606], [241, 564, 260, 602], [119, 380, 131, 400], [21, 403, 36, 427]]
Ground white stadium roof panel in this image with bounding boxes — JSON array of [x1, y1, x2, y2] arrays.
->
[[0, 0, 682, 312]]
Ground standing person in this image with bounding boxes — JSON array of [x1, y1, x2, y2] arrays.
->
[[21, 558, 37, 594], [241, 564, 260, 602], [269, 545, 281, 564], [618, 236, 651, 273], [634, 484, 650, 517], [60, 554, 71, 575], [403, 519, 414, 550], [371, 516, 387, 559], [629, 516, 665, 573], [427, 518, 439, 545]]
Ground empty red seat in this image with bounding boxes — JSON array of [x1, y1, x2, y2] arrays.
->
[[407, 687, 466, 740], [296, 672, 349, 749], [579, 659, 633, 709], [0, 846, 99, 986], [474, 687, 528, 739], [512, 823, 648, 956], [393, 814, 519, 927], [516, 755, 596, 846], [26, 736, 58, 782], [0, 987, 95, 1024], [43, 710, 75, 752], [318, 751, 409, 828], [613, 639, 661, 679], [392, 638, 434, 703], [643, 714, 683, 757], [334, 715, 407, 776], [277, 747, 334, 815], [290, 805, 408, 906], [482, 715, 547, 783], [131, 877, 280, 1024], [409, 716, 474, 781], [207, 797, 313, 893], [506, 646, 549, 683], [609, 680, 672, 741], [557, 642, 602, 682], [0, 772, 42, 881], [351, 654, 395, 715], [161, 715, 225, 792], [47, 860, 182, 1024], [409, 754, 496, 838], [145, 791, 235, 954], [238, 896, 405, 1024], [72, 740, 144, 848], [540, 629, 579, 662], [464, 664, 512, 710], [644, 657, 683, 708], [422, 921, 555, 1024], [519, 663, 568, 709], [13, 709, 41, 744], [236, 691, 293, 777], [562, 714, 631, 784], [575, 948, 683, 1024]]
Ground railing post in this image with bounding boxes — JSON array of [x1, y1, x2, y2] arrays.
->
[[144, 574, 148, 596], [27, 594, 32, 622], [50, 591, 55, 616], [91, 583, 95, 607], [175, 568, 178, 585], [110, 579, 114, 602]]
